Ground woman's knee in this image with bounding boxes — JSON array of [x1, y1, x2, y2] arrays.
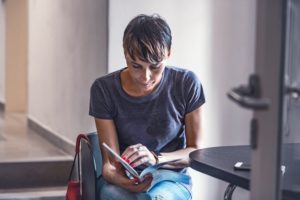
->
[[148, 181, 192, 200], [97, 178, 150, 200]]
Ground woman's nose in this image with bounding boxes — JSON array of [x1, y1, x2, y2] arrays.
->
[[141, 68, 151, 82]]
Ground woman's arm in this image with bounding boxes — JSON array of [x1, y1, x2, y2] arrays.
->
[[154, 106, 203, 168], [94, 118, 152, 192]]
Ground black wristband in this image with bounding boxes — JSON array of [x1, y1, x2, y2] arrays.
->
[[151, 151, 161, 164]]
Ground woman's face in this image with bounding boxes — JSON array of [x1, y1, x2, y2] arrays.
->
[[125, 54, 169, 94]]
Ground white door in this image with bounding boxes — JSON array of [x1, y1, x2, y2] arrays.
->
[[250, 0, 283, 199], [228, 0, 300, 199]]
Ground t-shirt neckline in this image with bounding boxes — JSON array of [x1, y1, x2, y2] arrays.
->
[[115, 67, 168, 103]]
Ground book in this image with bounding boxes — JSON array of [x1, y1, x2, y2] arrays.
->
[[102, 142, 182, 183]]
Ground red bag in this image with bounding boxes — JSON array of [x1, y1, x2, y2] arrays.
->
[[66, 134, 89, 200]]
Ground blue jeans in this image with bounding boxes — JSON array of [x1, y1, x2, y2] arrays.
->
[[97, 177, 192, 200]]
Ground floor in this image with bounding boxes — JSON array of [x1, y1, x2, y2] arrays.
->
[[0, 111, 70, 162], [0, 110, 71, 199], [0, 187, 66, 200]]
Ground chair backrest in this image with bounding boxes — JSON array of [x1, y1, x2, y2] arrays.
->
[[81, 132, 102, 200], [86, 132, 102, 177]]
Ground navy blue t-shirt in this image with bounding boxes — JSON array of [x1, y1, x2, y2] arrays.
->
[[89, 66, 205, 154]]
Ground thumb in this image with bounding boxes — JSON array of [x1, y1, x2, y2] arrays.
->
[[143, 175, 153, 183], [130, 177, 140, 184]]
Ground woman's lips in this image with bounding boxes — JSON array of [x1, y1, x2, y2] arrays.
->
[[141, 82, 154, 88]]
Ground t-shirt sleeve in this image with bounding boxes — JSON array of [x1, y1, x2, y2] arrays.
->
[[89, 79, 115, 119], [183, 71, 205, 113]]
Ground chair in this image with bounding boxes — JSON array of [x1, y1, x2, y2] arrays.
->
[[80, 132, 192, 200], [80, 132, 102, 200]]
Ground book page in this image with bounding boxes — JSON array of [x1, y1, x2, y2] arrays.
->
[[102, 143, 140, 178]]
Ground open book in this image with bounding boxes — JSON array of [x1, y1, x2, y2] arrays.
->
[[102, 142, 182, 183]]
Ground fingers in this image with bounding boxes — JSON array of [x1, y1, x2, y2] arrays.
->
[[126, 175, 153, 192], [138, 177, 152, 192], [131, 156, 150, 167], [122, 144, 143, 158], [121, 144, 155, 167]]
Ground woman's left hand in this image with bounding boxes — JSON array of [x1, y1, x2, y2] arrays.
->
[[121, 144, 157, 168]]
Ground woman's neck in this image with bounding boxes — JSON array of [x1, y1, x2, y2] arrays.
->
[[120, 69, 157, 97]]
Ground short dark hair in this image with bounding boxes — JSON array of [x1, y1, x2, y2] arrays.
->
[[123, 14, 172, 64]]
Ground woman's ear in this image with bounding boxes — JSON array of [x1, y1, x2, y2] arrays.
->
[[167, 49, 171, 58]]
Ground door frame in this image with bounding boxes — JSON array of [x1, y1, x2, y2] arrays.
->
[[250, 0, 286, 199]]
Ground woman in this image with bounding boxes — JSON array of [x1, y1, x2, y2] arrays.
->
[[89, 14, 205, 200]]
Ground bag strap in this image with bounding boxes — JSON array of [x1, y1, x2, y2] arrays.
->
[[68, 134, 91, 181], [76, 134, 90, 153]]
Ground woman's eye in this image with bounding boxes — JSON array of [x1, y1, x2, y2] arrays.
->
[[132, 64, 141, 69], [150, 65, 161, 70]]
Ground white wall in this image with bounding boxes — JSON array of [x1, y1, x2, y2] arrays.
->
[[28, 0, 107, 142], [109, 0, 255, 199], [0, 1, 5, 103]]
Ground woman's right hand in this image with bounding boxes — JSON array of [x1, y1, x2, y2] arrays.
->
[[94, 118, 153, 192], [102, 162, 153, 192]]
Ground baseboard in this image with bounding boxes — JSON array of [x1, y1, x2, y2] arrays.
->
[[0, 101, 4, 112], [27, 117, 74, 155]]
